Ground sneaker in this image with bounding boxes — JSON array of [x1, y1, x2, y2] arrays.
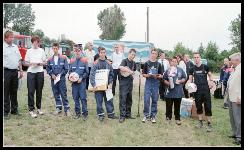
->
[[98, 116, 104, 122], [223, 106, 229, 109], [233, 139, 241, 145], [195, 120, 203, 128], [142, 116, 147, 123], [37, 109, 44, 115], [54, 108, 62, 115], [175, 120, 181, 125], [151, 117, 156, 123], [108, 115, 119, 119], [119, 117, 125, 123], [206, 123, 212, 132], [74, 113, 81, 119], [29, 111, 37, 118], [11, 111, 21, 116], [166, 117, 172, 124], [82, 115, 88, 121], [228, 135, 236, 138], [65, 110, 71, 117]]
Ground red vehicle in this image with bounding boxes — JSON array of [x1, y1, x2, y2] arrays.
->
[[13, 34, 32, 70]]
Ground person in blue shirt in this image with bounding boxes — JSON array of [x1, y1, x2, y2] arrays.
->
[[90, 47, 118, 122], [69, 47, 89, 120], [46, 43, 71, 116], [163, 56, 186, 125]]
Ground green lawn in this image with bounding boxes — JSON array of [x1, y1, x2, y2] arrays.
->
[[3, 74, 239, 146]]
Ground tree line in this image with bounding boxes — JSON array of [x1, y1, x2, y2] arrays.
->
[[3, 4, 241, 73]]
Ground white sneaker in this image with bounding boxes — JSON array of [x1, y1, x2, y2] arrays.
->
[[37, 109, 44, 115], [142, 116, 147, 123], [151, 117, 156, 123], [29, 111, 37, 118]]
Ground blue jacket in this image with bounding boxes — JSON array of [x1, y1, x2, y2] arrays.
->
[[89, 59, 114, 87], [46, 54, 69, 79], [69, 57, 89, 81], [219, 65, 228, 83], [163, 67, 186, 98]]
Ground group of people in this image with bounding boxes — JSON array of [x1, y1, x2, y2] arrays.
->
[[3, 30, 241, 145]]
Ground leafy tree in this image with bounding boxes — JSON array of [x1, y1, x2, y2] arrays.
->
[[97, 4, 126, 40], [4, 3, 36, 35], [173, 42, 192, 57], [42, 36, 51, 46], [229, 14, 241, 51], [197, 43, 205, 58], [204, 41, 219, 61], [3, 3, 15, 28], [60, 39, 75, 49], [31, 29, 45, 39]]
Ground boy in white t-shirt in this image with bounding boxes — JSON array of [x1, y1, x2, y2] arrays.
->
[[23, 35, 47, 118]]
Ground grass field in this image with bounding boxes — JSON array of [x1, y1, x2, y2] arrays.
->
[[3, 72, 239, 146]]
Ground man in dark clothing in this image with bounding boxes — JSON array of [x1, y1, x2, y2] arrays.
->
[[187, 52, 214, 132], [4, 30, 24, 119], [118, 49, 137, 123]]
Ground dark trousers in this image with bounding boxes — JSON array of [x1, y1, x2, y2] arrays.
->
[[195, 85, 212, 116], [165, 98, 182, 120], [159, 80, 165, 100], [4, 69, 19, 115], [27, 72, 44, 111], [51, 79, 70, 112], [112, 69, 119, 95], [119, 80, 133, 118], [95, 91, 115, 117], [86, 67, 91, 90], [72, 82, 88, 116]]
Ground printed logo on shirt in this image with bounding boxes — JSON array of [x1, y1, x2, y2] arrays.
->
[[195, 70, 204, 74]]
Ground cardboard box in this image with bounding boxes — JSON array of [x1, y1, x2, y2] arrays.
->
[[88, 69, 109, 92]]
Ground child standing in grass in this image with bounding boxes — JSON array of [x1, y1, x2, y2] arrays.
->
[[46, 43, 71, 116]]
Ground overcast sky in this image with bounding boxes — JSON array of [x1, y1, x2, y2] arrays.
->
[[31, 3, 241, 51]]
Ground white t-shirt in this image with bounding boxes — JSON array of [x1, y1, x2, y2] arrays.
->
[[112, 52, 124, 69], [54, 56, 59, 65], [178, 60, 187, 78], [84, 49, 96, 67], [25, 47, 47, 73], [158, 58, 170, 72]]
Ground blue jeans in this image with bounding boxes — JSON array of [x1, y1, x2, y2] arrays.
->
[[72, 82, 88, 116], [143, 78, 159, 118], [51, 79, 70, 112], [95, 91, 115, 117]]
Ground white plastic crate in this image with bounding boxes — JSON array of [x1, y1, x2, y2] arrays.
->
[[180, 98, 194, 118]]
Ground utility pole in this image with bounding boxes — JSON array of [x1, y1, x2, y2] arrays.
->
[[145, 32, 146, 42], [147, 7, 149, 43]]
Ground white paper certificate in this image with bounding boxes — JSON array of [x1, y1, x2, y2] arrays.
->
[[105, 88, 113, 101], [95, 69, 109, 86], [54, 74, 61, 85]]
